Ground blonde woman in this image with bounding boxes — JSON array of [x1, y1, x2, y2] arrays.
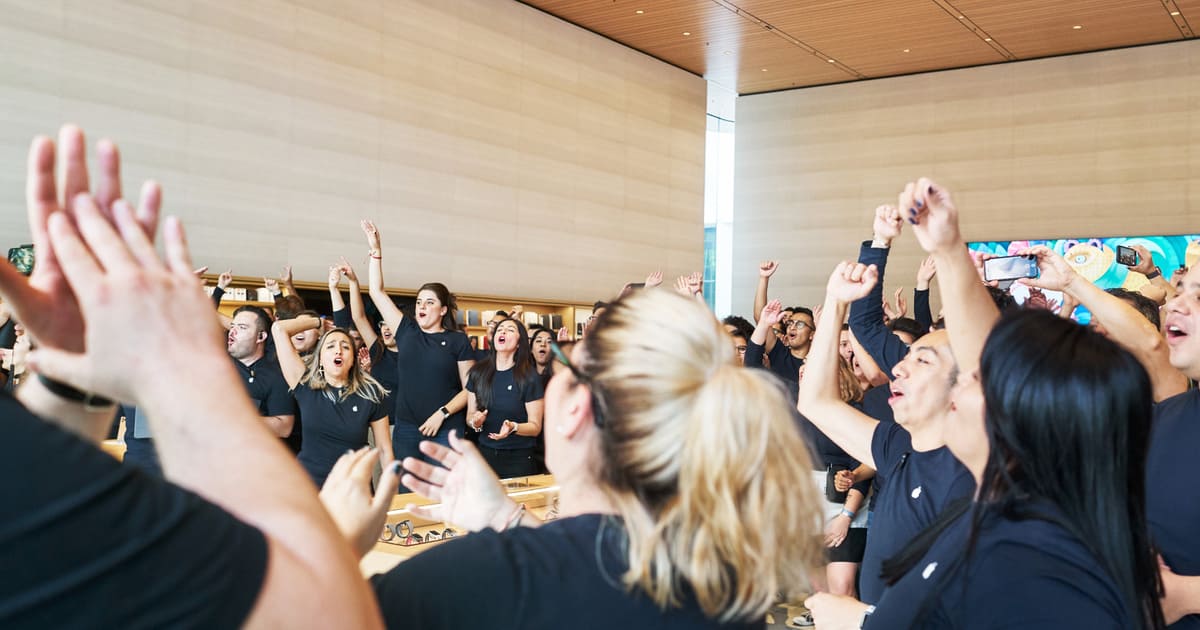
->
[[324, 290, 825, 628], [273, 315, 393, 487]]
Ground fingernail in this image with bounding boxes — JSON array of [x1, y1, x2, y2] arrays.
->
[[391, 461, 401, 473], [928, 185, 936, 195], [908, 218, 917, 225], [915, 198, 924, 209]]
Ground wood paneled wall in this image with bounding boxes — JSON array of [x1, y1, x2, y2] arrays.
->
[[0, 0, 707, 303], [731, 39, 1200, 317]]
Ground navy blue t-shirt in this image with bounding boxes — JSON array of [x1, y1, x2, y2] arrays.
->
[[390, 316, 473, 433], [744, 339, 804, 402], [371, 514, 761, 630], [850, 242, 910, 379], [0, 391, 267, 628], [866, 504, 1132, 629], [293, 383, 386, 487], [466, 366, 545, 451], [117, 404, 161, 476], [1149, 390, 1200, 629], [860, 422, 976, 604]]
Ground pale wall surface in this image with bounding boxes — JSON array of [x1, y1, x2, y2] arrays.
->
[[732, 40, 1200, 317], [0, 0, 707, 303]]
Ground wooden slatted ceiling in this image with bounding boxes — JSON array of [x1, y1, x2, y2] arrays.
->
[[518, 0, 1195, 94]]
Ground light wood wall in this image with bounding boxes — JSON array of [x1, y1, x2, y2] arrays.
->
[[732, 39, 1200, 317], [0, 0, 707, 303]]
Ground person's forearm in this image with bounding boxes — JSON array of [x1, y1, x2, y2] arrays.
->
[[328, 284, 346, 312], [913, 288, 932, 330], [798, 297, 848, 408], [842, 489, 865, 514], [930, 244, 998, 374], [283, 278, 299, 299], [346, 280, 379, 349], [1067, 274, 1162, 356], [16, 374, 117, 443], [275, 315, 320, 336], [443, 389, 467, 415], [1149, 274, 1176, 303], [262, 414, 294, 438], [753, 277, 769, 324]]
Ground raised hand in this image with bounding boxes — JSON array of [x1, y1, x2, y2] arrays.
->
[[26, 195, 217, 404], [872, 204, 903, 246], [361, 219, 380, 251], [758, 260, 779, 278], [672, 275, 691, 297], [1129, 244, 1159, 276], [0, 126, 161, 357], [263, 277, 280, 295], [1015, 245, 1077, 292], [401, 431, 518, 533], [759, 299, 785, 328], [901, 178, 961, 254], [280, 264, 293, 285], [556, 327, 570, 342], [916, 255, 937, 290], [217, 269, 233, 290], [685, 271, 703, 296], [644, 270, 663, 288], [826, 261, 879, 304], [337, 256, 359, 283], [319, 447, 401, 558], [894, 288, 908, 317], [327, 265, 341, 288]]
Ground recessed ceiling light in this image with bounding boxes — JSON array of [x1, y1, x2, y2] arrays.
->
[[761, 68, 768, 72], [984, 37, 992, 41], [723, 50, 732, 55], [827, 59, 836, 63], [903, 48, 910, 53], [682, 31, 691, 36], [1171, 10, 1181, 15], [635, 9, 644, 14], [1073, 24, 1082, 29], [957, 15, 965, 19]]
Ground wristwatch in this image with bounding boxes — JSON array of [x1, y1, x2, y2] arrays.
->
[[1145, 267, 1162, 280], [440, 406, 450, 418]]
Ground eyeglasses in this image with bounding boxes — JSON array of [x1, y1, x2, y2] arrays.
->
[[786, 320, 812, 330], [734, 345, 748, 354], [550, 341, 606, 426]]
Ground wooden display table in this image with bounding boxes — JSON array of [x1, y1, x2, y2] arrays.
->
[[360, 474, 559, 576]]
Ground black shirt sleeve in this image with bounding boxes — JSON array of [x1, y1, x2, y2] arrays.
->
[[913, 288, 932, 331], [744, 340, 767, 369], [261, 367, 296, 417], [210, 286, 224, 309], [332, 306, 352, 330], [849, 241, 909, 378], [0, 392, 268, 628]]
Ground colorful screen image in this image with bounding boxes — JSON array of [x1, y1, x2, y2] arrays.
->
[[967, 233, 1200, 324]]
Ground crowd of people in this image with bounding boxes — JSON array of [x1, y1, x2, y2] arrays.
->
[[1, 124, 1198, 629]]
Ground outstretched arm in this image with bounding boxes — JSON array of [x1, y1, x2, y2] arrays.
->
[[1021, 245, 1187, 402], [339, 258, 379, 351], [361, 220, 404, 334], [797, 262, 882, 469], [902, 179, 998, 375]]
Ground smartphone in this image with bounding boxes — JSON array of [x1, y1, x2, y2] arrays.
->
[[983, 255, 1039, 282], [7, 244, 33, 276], [1116, 245, 1139, 267], [627, 282, 646, 289]]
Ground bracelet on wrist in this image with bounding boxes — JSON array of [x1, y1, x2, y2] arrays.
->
[[37, 373, 115, 410], [504, 503, 526, 531], [839, 508, 856, 519], [1145, 267, 1162, 280]]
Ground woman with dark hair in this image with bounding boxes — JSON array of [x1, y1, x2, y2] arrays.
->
[[529, 326, 555, 386], [271, 315, 393, 488], [360, 221, 474, 481], [465, 317, 544, 478], [806, 179, 1164, 629]]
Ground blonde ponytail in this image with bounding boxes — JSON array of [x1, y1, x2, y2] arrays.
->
[[584, 290, 825, 621]]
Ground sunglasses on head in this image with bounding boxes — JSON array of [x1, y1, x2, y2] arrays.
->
[[550, 341, 606, 427]]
